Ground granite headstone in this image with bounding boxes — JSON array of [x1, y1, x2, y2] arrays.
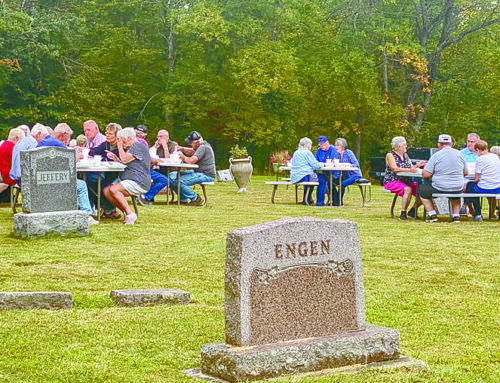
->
[[199, 217, 406, 382], [20, 146, 77, 213]]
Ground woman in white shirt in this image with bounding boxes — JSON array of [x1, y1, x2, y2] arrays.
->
[[464, 140, 500, 221]]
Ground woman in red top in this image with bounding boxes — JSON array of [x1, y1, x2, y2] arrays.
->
[[0, 127, 26, 193]]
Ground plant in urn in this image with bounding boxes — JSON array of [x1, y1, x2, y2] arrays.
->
[[229, 145, 252, 193]]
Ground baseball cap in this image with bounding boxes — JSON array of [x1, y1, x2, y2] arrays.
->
[[438, 134, 452, 144], [185, 131, 202, 144], [135, 125, 148, 134], [318, 136, 328, 144]]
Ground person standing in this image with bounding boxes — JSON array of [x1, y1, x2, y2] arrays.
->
[[418, 134, 468, 222]]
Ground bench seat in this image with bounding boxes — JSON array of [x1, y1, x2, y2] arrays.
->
[[265, 181, 319, 205], [433, 193, 500, 219]]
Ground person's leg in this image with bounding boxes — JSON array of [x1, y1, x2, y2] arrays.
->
[[168, 171, 179, 199], [76, 179, 92, 216], [338, 176, 360, 204], [316, 173, 328, 206], [417, 184, 436, 216], [402, 186, 413, 211], [103, 183, 133, 215], [142, 170, 168, 202], [0, 183, 8, 194], [177, 170, 200, 201]]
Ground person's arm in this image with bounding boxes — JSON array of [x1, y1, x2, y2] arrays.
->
[[474, 172, 480, 182], [306, 152, 323, 170], [117, 139, 136, 164], [422, 169, 433, 178], [386, 153, 417, 173], [180, 145, 203, 164], [176, 145, 195, 156]]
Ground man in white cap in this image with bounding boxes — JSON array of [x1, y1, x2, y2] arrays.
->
[[417, 134, 468, 222]]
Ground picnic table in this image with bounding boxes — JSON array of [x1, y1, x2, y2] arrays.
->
[[77, 160, 126, 221], [157, 160, 199, 206]]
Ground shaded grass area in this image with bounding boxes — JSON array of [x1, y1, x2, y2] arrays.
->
[[0, 176, 498, 382]]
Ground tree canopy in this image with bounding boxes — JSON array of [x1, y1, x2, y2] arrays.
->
[[1, 0, 498, 169]]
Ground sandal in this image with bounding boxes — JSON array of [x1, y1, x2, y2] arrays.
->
[[101, 210, 122, 219]]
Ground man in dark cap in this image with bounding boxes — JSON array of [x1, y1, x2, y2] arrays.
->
[[315, 136, 338, 206], [170, 131, 216, 206], [134, 125, 149, 148]]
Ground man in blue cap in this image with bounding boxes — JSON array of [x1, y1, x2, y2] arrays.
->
[[315, 136, 338, 206]]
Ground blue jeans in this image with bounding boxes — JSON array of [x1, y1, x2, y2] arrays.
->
[[332, 175, 361, 205], [143, 170, 169, 202], [77, 179, 92, 216], [316, 172, 330, 206], [169, 170, 214, 202]]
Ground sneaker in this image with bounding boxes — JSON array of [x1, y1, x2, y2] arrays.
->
[[452, 216, 460, 223], [426, 214, 438, 222], [124, 213, 137, 225], [88, 216, 99, 225], [472, 215, 483, 222], [399, 211, 408, 220], [138, 195, 153, 206], [187, 195, 204, 206]]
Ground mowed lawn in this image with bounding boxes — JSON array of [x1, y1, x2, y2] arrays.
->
[[0, 176, 498, 383]]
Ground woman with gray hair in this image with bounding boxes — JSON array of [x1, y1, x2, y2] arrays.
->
[[331, 138, 362, 206], [291, 137, 323, 205], [103, 127, 151, 224], [383, 136, 425, 219]]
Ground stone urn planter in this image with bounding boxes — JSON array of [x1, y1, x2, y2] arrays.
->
[[229, 157, 253, 193]]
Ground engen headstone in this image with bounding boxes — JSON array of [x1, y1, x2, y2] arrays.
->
[[20, 146, 77, 213], [198, 217, 408, 382], [14, 146, 88, 239]]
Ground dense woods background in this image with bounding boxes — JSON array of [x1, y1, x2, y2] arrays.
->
[[0, 0, 498, 171]]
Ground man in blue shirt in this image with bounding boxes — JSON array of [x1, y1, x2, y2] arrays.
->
[[315, 136, 338, 206], [460, 133, 480, 163], [10, 123, 49, 182]]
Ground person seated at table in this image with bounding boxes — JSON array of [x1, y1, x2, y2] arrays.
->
[[132, 128, 170, 207], [149, 129, 178, 172], [0, 127, 25, 194], [37, 123, 98, 225], [383, 136, 426, 220], [331, 138, 362, 206], [102, 128, 151, 224], [418, 134, 468, 222], [315, 136, 338, 206], [170, 131, 215, 206], [291, 137, 323, 205], [10, 123, 50, 183], [86, 123, 123, 219], [490, 146, 500, 159], [463, 140, 500, 222]]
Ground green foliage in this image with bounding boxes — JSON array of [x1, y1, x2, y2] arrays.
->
[[0, 0, 498, 167], [229, 144, 248, 159]]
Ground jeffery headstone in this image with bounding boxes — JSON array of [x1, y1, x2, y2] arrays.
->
[[14, 146, 88, 239], [20, 146, 77, 213], [200, 217, 402, 382]]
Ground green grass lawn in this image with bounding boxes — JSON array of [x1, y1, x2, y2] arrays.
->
[[1, 176, 498, 382]]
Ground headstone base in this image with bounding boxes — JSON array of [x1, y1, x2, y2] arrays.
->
[[0, 292, 73, 310], [186, 355, 425, 382], [200, 324, 400, 382], [14, 211, 89, 239], [110, 289, 190, 307]]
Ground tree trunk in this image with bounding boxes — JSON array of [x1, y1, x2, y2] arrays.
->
[[353, 111, 362, 161]]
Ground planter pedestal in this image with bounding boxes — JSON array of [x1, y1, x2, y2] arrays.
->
[[230, 157, 253, 193]]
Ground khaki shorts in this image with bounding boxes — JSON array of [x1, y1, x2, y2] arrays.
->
[[115, 179, 148, 196]]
